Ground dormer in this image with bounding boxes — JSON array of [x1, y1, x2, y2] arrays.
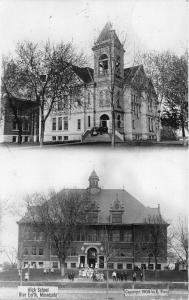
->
[[110, 194, 124, 223]]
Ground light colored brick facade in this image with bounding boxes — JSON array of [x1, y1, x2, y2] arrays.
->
[[44, 23, 158, 143]]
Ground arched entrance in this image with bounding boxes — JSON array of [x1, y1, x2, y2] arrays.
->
[[87, 248, 97, 268], [100, 114, 109, 131]]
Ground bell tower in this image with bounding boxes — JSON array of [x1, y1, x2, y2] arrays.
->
[[88, 170, 99, 189], [92, 22, 125, 83]]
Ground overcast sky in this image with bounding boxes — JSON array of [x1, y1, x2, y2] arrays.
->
[[0, 146, 188, 262], [0, 0, 187, 67]]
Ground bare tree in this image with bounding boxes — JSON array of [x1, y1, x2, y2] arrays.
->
[[24, 189, 92, 276], [169, 217, 188, 269], [0, 246, 18, 268], [162, 52, 188, 139], [2, 41, 85, 145], [135, 50, 188, 140], [135, 214, 168, 271], [99, 225, 116, 300]]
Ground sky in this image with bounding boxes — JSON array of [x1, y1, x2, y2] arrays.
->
[[0, 0, 188, 67], [0, 146, 188, 263]]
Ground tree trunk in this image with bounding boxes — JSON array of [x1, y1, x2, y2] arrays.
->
[[60, 260, 66, 277], [180, 105, 185, 139], [181, 118, 185, 139], [154, 256, 158, 280], [111, 109, 115, 147], [18, 123, 22, 144], [106, 266, 109, 300], [40, 119, 45, 146]]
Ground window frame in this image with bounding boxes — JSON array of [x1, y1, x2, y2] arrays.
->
[[58, 117, 62, 131], [52, 118, 56, 131], [99, 54, 108, 75], [63, 117, 68, 131], [88, 116, 91, 128], [38, 247, 44, 256], [77, 119, 81, 130], [32, 246, 37, 256]]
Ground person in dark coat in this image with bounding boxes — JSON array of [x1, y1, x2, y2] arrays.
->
[[123, 271, 127, 281], [132, 271, 137, 282]]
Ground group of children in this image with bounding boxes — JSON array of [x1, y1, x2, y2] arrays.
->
[[67, 271, 75, 281], [79, 267, 104, 281], [112, 270, 143, 282]]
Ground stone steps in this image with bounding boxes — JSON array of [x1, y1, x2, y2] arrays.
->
[[83, 133, 111, 143]]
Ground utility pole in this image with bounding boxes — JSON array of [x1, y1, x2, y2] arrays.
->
[[20, 241, 23, 286]]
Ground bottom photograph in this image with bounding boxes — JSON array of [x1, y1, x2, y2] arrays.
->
[[18, 170, 167, 274]]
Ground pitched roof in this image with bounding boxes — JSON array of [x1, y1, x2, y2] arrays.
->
[[96, 22, 113, 43], [18, 187, 163, 225], [3, 94, 39, 108], [90, 189, 161, 224], [72, 66, 94, 84], [124, 65, 142, 84], [89, 170, 99, 179]]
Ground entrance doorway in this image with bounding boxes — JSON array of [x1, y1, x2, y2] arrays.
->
[[87, 248, 97, 268], [100, 114, 109, 131]]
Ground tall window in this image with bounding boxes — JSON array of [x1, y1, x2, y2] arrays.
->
[[88, 116, 91, 128], [99, 91, 104, 106], [23, 119, 29, 131], [39, 248, 44, 255], [117, 91, 120, 107], [51, 245, 58, 256], [63, 117, 68, 131], [12, 120, 18, 130], [58, 99, 63, 111], [52, 118, 56, 131], [32, 246, 36, 255], [112, 230, 120, 242], [99, 54, 108, 75], [87, 92, 90, 105], [24, 247, 29, 255], [58, 117, 62, 130], [115, 56, 121, 76], [77, 119, 81, 130], [105, 90, 109, 105], [117, 115, 121, 128], [132, 120, 135, 129], [149, 117, 153, 132]]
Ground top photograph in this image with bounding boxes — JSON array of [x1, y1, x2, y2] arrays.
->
[[0, 0, 188, 148]]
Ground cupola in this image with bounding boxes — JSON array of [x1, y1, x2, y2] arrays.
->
[[88, 170, 99, 189]]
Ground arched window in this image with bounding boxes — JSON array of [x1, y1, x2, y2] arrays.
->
[[99, 54, 108, 75]]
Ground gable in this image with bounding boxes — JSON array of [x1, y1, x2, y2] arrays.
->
[[72, 66, 94, 84], [124, 65, 157, 98]]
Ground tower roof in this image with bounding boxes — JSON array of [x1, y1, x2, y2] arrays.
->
[[96, 22, 113, 43], [89, 170, 99, 179]]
